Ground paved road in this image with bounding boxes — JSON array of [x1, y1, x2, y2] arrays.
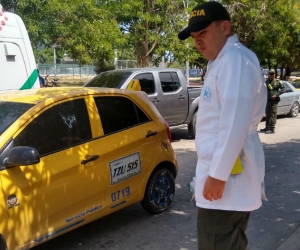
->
[[33, 116, 300, 250]]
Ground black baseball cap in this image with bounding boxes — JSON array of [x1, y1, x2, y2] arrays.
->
[[178, 1, 230, 40]]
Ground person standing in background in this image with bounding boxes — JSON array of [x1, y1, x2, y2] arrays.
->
[[37, 69, 46, 88], [260, 69, 286, 134], [178, 2, 267, 249]]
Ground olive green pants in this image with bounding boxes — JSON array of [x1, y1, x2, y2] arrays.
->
[[197, 208, 250, 250], [265, 101, 278, 131]]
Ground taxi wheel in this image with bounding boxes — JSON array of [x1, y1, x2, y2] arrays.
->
[[141, 168, 175, 214]]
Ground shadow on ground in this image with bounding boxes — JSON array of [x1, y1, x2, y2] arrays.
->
[[248, 139, 300, 250], [170, 126, 194, 142], [32, 138, 300, 250]]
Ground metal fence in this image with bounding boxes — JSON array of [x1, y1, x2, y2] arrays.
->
[[38, 63, 97, 77], [115, 60, 137, 69], [182, 69, 204, 78]]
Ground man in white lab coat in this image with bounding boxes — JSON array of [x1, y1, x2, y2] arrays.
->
[[178, 2, 267, 249]]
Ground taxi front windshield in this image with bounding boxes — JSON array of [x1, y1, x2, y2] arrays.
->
[[84, 71, 132, 88], [0, 102, 34, 136]]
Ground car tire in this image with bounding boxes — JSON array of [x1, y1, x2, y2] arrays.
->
[[188, 110, 197, 139], [141, 168, 175, 214], [287, 102, 299, 117]]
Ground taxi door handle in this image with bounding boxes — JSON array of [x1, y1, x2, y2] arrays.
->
[[146, 131, 157, 138], [81, 155, 99, 164]]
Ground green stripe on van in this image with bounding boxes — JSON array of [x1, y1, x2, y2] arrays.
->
[[20, 69, 39, 90]]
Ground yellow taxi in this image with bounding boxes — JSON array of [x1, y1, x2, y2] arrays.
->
[[0, 87, 177, 250], [291, 79, 300, 90]]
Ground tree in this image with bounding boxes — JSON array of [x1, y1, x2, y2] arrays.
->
[[222, 0, 300, 75], [3, 0, 124, 66], [101, 0, 200, 67], [4, 0, 300, 72], [1, 0, 20, 11]]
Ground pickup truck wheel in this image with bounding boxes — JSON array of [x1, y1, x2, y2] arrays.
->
[[141, 168, 175, 214], [287, 102, 299, 117], [188, 111, 197, 139]]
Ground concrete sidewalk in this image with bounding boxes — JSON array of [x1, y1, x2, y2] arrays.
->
[[253, 117, 300, 250], [32, 117, 300, 250], [276, 228, 300, 250]]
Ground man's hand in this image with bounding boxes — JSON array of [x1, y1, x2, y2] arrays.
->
[[203, 176, 226, 201], [271, 95, 277, 100]]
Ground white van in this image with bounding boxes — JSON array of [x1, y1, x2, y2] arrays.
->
[[0, 4, 39, 91]]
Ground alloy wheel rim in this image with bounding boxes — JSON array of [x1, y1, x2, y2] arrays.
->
[[152, 176, 171, 206], [293, 104, 299, 116]]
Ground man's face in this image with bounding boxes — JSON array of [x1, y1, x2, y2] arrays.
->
[[268, 72, 275, 80], [190, 21, 230, 61]]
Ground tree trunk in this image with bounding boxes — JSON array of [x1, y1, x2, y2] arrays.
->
[[135, 42, 150, 68], [285, 66, 291, 81], [280, 66, 284, 80]]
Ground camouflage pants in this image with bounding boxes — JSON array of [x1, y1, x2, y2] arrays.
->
[[265, 101, 278, 131]]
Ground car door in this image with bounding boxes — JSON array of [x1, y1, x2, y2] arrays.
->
[[278, 82, 294, 114], [0, 97, 106, 246], [157, 72, 189, 125], [132, 73, 162, 113], [91, 95, 159, 211]]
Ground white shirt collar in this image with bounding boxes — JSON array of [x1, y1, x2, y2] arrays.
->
[[210, 34, 239, 63]]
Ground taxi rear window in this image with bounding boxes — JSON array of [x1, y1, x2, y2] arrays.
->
[[0, 102, 34, 136]]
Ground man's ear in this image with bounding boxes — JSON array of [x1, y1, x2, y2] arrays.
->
[[221, 20, 232, 36]]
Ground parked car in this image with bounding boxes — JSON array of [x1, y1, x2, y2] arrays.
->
[[0, 87, 178, 250], [288, 73, 300, 81], [290, 79, 300, 90], [83, 68, 202, 138], [277, 81, 300, 117]]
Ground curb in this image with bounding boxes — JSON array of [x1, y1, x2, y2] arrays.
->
[[277, 228, 300, 250]]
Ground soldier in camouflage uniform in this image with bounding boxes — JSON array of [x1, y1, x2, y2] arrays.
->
[[260, 69, 286, 134]]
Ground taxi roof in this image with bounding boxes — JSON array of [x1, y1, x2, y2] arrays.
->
[[0, 87, 135, 104]]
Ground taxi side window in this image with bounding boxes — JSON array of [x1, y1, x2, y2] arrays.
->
[[159, 72, 181, 93], [94, 96, 150, 135], [14, 99, 92, 156]]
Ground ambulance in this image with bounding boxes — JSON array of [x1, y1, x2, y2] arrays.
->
[[0, 4, 39, 91]]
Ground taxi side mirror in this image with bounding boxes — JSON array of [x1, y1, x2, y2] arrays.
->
[[2, 146, 40, 170], [126, 79, 141, 91]]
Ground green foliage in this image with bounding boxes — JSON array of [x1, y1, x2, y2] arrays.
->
[[34, 48, 54, 64], [1, 0, 19, 11], [94, 58, 115, 74], [100, 0, 201, 67], [4, 0, 123, 66], [3, 0, 300, 71], [223, 0, 300, 73]]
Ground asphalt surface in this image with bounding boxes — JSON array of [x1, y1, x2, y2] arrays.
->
[[32, 115, 300, 250]]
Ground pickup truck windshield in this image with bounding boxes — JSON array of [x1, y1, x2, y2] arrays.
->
[[0, 102, 33, 136], [85, 71, 132, 88]]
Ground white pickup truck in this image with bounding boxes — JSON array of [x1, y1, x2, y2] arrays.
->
[[84, 68, 202, 138]]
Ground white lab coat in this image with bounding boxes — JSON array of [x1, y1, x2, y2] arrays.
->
[[194, 34, 267, 211]]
